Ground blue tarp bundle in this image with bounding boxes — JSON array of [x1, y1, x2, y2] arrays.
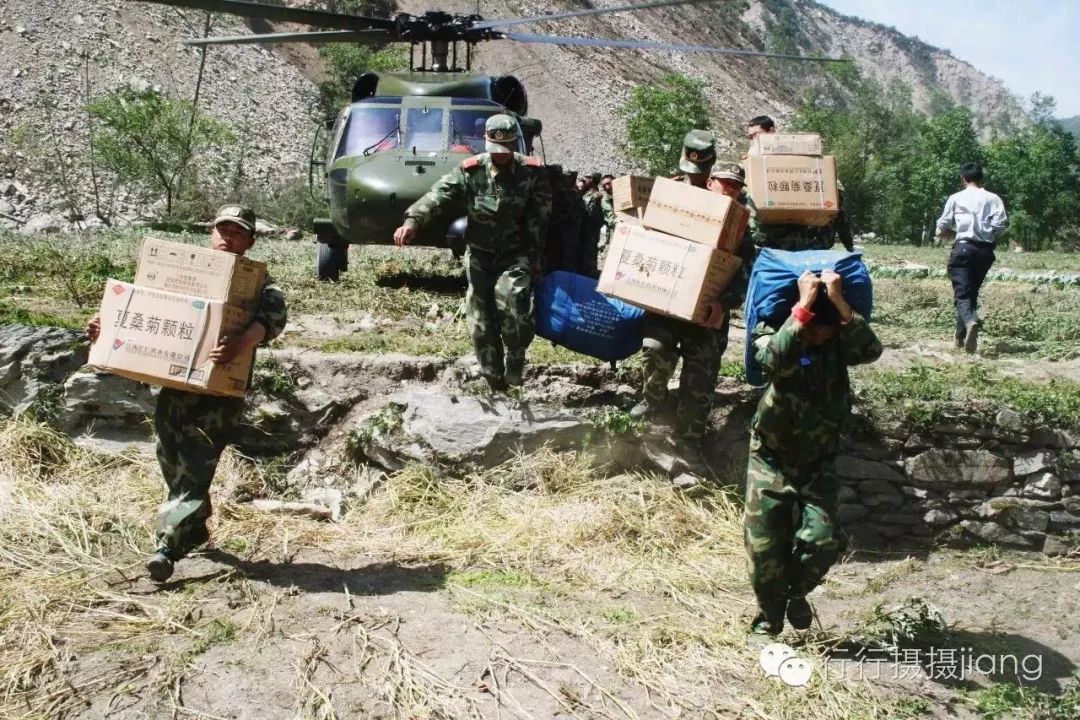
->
[[536, 271, 645, 362], [743, 249, 872, 386]]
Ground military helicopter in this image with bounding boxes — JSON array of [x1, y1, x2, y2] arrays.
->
[[131, 0, 845, 280]]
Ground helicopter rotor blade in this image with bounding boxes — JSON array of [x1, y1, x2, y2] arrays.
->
[[183, 29, 391, 46], [125, 0, 395, 31], [502, 32, 850, 62], [474, 0, 713, 30]]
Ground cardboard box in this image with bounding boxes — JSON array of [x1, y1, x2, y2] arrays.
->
[[89, 280, 255, 397], [642, 177, 750, 253], [744, 154, 839, 226], [597, 224, 742, 324], [614, 208, 644, 227], [612, 175, 655, 212], [749, 132, 823, 156], [136, 237, 266, 309]]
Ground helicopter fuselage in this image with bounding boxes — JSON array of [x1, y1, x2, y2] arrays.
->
[[313, 72, 537, 278]]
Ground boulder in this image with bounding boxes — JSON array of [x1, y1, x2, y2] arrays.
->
[[1030, 427, 1075, 449], [958, 521, 1043, 550], [1042, 536, 1078, 558], [924, 509, 958, 527], [62, 370, 155, 431], [352, 390, 637, 473], [837, 503, 868, 523], [994, 408, 1026, 434], [1022, 472, 1062, 501], [1014, 451, 1053, 477], [19, 213, 63, 235], [836, 455, 905, 483], [0, 324, 87, 416], [905, 449, 1011, 489]]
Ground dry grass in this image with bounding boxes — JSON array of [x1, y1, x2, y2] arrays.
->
[[0, 419, 904, 719]]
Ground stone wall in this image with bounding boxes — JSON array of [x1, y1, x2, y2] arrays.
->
[[832, 409, 1079, 555]]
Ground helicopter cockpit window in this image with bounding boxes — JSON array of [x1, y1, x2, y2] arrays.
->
[[403, 108, 445, 153], [449, 109, 507, 154], [336, 106, 401, 158]]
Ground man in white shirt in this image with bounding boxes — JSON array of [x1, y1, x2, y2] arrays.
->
[[935, 163, 1008, 353]]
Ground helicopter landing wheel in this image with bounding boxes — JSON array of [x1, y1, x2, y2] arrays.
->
[[316, 241, 348, 282]]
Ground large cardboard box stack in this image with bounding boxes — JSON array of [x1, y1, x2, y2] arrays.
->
[[88, 238, 266, 397], [749, 132, 823, 156], [612, 175, 654, 212], [744, 132, 839, 227], [599, 176, 748, 325]]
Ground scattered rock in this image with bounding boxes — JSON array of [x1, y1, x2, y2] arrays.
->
[[1042, 535, 1078, 557], [300, 487, 342, 522], [247, 499, 335, 522], [19, 213, 63, 234]]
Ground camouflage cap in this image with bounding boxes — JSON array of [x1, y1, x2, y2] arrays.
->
[[485, 114, 518, 153], [710, 161, 745, 185], [213, 204, 256, 233], [679, 129, 716, 175]]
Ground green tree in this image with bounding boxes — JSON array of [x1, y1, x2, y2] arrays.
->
[[317, 44, 409, 118], [619, 74, 710, 176], [86, 86, 233, 216], [986, 111, 1080, 250]]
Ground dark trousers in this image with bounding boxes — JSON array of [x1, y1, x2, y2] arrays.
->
[[947, 241, 995, 340]]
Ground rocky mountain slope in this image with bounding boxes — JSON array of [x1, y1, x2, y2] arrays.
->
[[0, 0, 1028, 225]]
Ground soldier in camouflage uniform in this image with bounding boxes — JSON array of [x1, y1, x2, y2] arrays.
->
[[599, 174, 616, 257], [744, 270, 881, 636], [394, 114, 552, 391], [578, 172, 605, 277], [86, 205, 288, 582], [742, 115, 854, 252], [544, 167, 585, 274], [629, 160, 755, 481], [671, 129, 716, 188]]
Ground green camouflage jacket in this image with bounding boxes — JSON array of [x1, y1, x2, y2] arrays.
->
[[252, 275, 288, 346], [601, 192, 616, 231], [405, 153, 552, 262], [581, 189, 605, 235], [719, 193, 764, 308], [750, 313, 882, 465], [749, 190, 854, 252]]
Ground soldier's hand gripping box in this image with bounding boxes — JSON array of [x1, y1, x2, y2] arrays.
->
[[597, 224, 742, 325], [744, 154, 839, 227], [641, 177, 750, 253], [136, 237, 267, 310], [748, 132, 824, 156], [612, 175, 655, 212], [88, 280, 255, 398]]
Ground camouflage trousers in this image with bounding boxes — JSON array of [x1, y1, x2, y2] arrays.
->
[[154, 387, 244, 560], [640, 312, 728, 441], [744, 434, 846, 623], [465, 249, 535, 382]]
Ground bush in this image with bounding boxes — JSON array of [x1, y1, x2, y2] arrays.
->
[[86, 86, 234, 216]]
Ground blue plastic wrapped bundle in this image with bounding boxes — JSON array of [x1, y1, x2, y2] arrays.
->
[[535, 270, 645, 362], [743, 249, 872, 386]]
